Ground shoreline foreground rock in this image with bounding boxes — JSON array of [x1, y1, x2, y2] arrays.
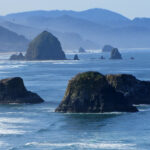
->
[[55, 72, 138, 113], [10, 31, 66, 60], [0, 77, 44, 104]]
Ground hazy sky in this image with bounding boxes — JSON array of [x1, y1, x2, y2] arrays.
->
[[0, 0, 149, 19]]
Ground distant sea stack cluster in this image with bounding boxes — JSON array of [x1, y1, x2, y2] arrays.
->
[[10, 31, 66, 61]]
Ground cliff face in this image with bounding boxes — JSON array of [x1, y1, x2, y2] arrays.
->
[[25, 31, 66, 60], [55, 72, 137, 113]]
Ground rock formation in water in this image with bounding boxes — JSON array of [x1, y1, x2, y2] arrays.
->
[[102, 45, 114, 52], [79, 47, 86, 53], [74, 54, 79, 60], [0, 77, 44, 104], [106, 74, 150, 105], [55, 72, 138, 113], [10, 53, 25, 60], [25, 31, 66, 60], [100, 56, 105, 59], [110, 48, 122, 59], [130, 57, 134, 60]]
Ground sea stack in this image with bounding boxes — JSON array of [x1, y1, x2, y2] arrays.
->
[[10, 53, 25, 60], [25, 31, 66, 60], [106, 74, 150, 105], [55, 72, 138, 113], [0, 77, 44, 104], [74, 54, 79, 60], [110, 48, 122, 59], [79, 47, 86, 53], [102, 45, 114, 52]]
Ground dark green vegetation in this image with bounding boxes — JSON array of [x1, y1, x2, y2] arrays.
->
[[55, 72, 138, 113], [25, 31, 66, 60], [0, 77, 44, 104]]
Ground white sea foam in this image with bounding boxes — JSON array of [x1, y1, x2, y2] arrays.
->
[[25, 142, 135, 149]]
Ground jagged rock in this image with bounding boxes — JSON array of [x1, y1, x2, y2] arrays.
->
[[25, 31, 66, 60], [55, 72, 138, 113], [10, 53, 25, 60], [106, 74, 150, 104], [79, 47, 86, 53], [74, 54, 79, 60], [102, 45, 114, 52], [110, 48, 122, 59], [0, 77, 44, 104], [100, 56, 105, 59]]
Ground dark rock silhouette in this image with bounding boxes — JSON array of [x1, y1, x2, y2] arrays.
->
[[0, 77, 44, 104], [25, 31, 66, 60], [102, 45, 114, 52], [110, 48, 122, 59], [55, 72, 138, 113], [10, 53, 25, 60], [74, 54, 79, 60], [79, 47, 86, 53], [106, 74, 150, 105], [130, 57, 134, 60], [100, 56, 105, 59]]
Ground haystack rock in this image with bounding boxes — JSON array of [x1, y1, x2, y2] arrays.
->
[[0, 77, 44, 104], [25, 31, 66, 60], [55, 72, 138, 113], [110, 48, 122, 59], [102, 45, 114, 52], [106, 74, 150, 105]]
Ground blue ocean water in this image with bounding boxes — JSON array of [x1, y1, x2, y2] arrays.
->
[[0, 49, 150, 150]]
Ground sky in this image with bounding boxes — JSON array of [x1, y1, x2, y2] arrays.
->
[[0, 0, 150, 19]]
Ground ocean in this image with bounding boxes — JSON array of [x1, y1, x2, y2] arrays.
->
[[0, 49, 150, 150]]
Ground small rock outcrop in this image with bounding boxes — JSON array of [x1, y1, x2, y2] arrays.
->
[[74, 54, 79, 60], [130, 57, 134, 60], [106, 74, 150, 105], [79, 47, 86, 53], [0, 77, 44, 104], [110, 48, 122, 59], [25, 31, 66, 60], [102, 45, 114, 52], [10, 53, 25, 60], [100, 56, 105, 60], [55, 72, 138, 113]]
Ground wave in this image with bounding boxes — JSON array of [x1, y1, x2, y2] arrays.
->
[[25, 142, 135, 149]]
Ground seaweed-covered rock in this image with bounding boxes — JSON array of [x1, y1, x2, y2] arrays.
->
[[26, 31, 66, 60], [110, 48, 122, 59], [55, 72, 137, 113], [79, 47, 86, 53], [74, 54, 79, 60], [106, 74, 150, 104], [10, 53, 25, 60], [0, 77, 44, 104], [102, 45, 114, 52]]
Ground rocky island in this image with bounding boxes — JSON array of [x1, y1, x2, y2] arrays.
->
[[102, 45, 114, 52], [10, 31, 66, 60], [55, 72, 138, 113], [0, 77, 44, 104], [79, 47, 86, 53], [10, 53, 25, 60], [110, 48, 122, 59], [106, 74, 150, 104], [74, 54, 79, 60]]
